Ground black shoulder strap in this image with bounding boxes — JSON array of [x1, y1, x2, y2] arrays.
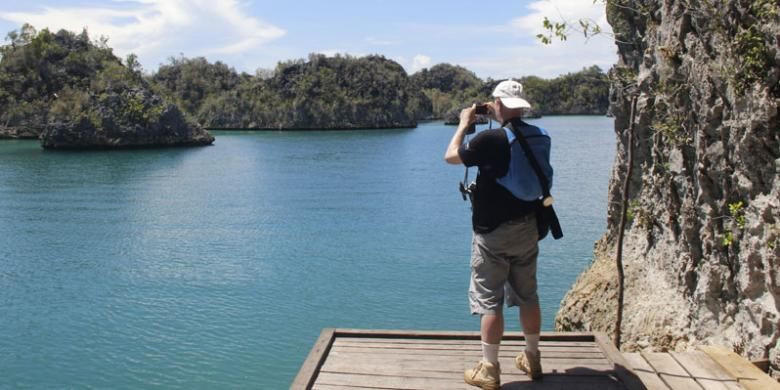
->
[[505, 119, 563, 239]]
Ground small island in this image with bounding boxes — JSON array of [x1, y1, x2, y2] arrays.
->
[[0, 26, 213, 149]]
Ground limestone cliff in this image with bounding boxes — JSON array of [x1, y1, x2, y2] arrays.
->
[[555, 0, 780, 377]]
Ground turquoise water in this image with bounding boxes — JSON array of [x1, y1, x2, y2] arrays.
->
[[0, 117, 615, 389]]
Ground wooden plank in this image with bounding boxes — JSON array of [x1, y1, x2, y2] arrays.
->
[[699, 345, 780, 390], [623, 353, 671, 390], [324, 351, 614, 370], [641, 353, 703, 390], [500, 379, 625, 390], [291, 328, 336, 390], [670, 352, 742, 390], [323, 356, 614, 376], [315, 371, 623, 390], [332, 328, 596, 342], [328, 349, 609, 363], [334, 337, 601, 351], [321, 357, 616, 378], [313, 385, 378, 390], [314, 378, 625, 390], [500, 375, 625, 390], [594, 332, 648, 390], [314, 371, 468, 389], [332, 338, 601, 348], [330, 345, 605, 358]]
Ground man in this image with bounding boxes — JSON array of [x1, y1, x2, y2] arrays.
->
[[444, 80, 552, 389]]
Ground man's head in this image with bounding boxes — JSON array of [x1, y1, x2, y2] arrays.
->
[[489, 80, 531, 123]]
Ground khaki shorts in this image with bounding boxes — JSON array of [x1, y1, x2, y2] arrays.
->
[[469, 214, 539, 315]]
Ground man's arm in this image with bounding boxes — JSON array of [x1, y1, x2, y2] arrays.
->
[[444, 105, 476, 165]]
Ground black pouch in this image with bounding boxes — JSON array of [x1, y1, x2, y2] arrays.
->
[[535, 203, 562, 241]]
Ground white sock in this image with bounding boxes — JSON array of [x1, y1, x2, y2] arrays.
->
[[481, 341, 500, 364], [525, 334, 540, 355]]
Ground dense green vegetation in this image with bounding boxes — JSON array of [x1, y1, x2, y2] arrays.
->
[[0, 24, 211, 147], [410, 64, 492, 121], [151, 58, 609, 128], [0, 25, 120, 132], [152, 54, 426, 129], [0, 24, 610, 136], [409, 63, 609, 124], [519, 65, 610, 115]]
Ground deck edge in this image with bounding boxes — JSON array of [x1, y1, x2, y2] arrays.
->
[[291, 328, 336, 390], [593, 332, 648, 390]]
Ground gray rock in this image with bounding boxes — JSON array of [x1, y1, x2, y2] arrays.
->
[[556, 0, 780, 378]]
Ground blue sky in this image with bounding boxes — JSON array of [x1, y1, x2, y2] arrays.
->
[[0, 0, 617, 79]]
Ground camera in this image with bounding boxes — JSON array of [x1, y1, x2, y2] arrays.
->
[[459, 181, 476, 201], [466, 104, 489, 135]]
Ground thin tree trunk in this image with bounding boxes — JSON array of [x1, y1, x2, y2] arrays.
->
[[615, 96, 638, 349]]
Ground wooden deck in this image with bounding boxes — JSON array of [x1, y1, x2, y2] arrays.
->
[[292, 329, 644, 389], [625, 347, 780, 390], [293, 329, 779, 390]]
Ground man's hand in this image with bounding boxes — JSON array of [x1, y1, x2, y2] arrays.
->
[[444, 104, 476, 164], [460, 105, 476, 127]]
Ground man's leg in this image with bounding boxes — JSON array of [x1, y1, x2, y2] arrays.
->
[[519, 301, 541, 353], [516, 301, 543, 379], [480, 313, 503, 364], [481, 312, 504, 344]]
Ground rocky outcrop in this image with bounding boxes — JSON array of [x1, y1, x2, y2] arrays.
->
[[40, 88, 213, 149], [556, 0, 779, 377], [0, 125, 39, 139]]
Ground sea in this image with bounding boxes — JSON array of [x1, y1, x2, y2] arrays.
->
[[0, 116, 616, 389]]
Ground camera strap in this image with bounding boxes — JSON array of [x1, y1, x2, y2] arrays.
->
[[460, 118, 493, 202]]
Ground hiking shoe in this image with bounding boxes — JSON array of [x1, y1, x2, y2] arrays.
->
[[464, 360, 500, 390], [515, 350, 542, 380]]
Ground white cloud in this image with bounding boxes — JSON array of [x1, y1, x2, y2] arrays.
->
[[0, 0, 285, 70], [450, 0, 617, 79], [411, 54, 431, 72]]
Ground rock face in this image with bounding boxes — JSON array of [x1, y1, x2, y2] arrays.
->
[[0, 125, 38, 139], [40, 88, 214, 149], [555, 0, 779, 377]]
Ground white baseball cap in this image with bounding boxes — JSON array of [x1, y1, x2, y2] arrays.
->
[[492, 80, 531, 109]]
